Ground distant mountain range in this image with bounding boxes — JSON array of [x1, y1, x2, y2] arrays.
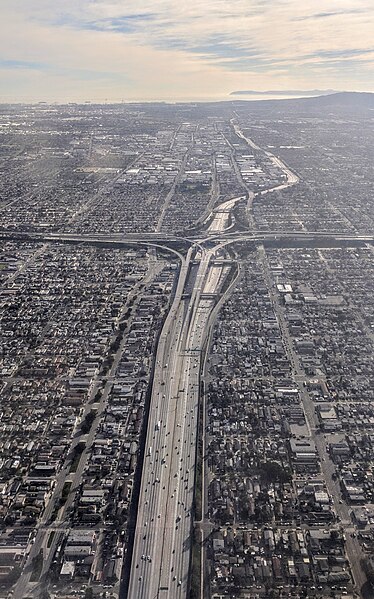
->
[[230, 91, 374, 113], [230, 89, 337, 97], [294, 91, 374, 106]]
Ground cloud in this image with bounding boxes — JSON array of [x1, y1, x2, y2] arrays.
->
[[0, 0, 373, 101], [293, 8, 369, 21], [0, 59, 46, 70]]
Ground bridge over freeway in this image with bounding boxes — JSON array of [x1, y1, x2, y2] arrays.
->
[[1, 230, 372, 253]]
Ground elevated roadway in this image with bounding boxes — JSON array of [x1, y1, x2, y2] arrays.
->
[[1, 230, 372, 251]]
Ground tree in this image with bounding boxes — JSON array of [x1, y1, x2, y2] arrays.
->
[[260, 461, 292, 484]]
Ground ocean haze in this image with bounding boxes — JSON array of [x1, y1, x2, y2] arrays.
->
[[0, 0, 373, 101]]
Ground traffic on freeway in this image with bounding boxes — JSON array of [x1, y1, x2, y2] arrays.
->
[[127, 225, 232, 599]]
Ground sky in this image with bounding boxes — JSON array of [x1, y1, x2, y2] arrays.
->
[[0, 0, 373, 102]]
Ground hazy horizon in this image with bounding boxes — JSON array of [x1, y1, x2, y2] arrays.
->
[[0, 0, 373, 103]]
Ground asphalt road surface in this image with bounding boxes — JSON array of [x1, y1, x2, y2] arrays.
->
[[127, 239, 230, 598]]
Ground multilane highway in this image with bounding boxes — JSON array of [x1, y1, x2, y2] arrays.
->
[[126, 208, 233, 599]]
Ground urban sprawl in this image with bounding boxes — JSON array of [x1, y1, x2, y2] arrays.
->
[[0, 98, 373, 599]]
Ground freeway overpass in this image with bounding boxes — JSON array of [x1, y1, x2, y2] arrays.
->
[[1, 230, 372, 252]]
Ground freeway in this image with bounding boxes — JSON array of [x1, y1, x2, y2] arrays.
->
[[232, 120, 262, 152], [207, 195, 246, 233], [263, 151, 299, 187], [232, 119, 300, 190], [127, 233, 232, 598]]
